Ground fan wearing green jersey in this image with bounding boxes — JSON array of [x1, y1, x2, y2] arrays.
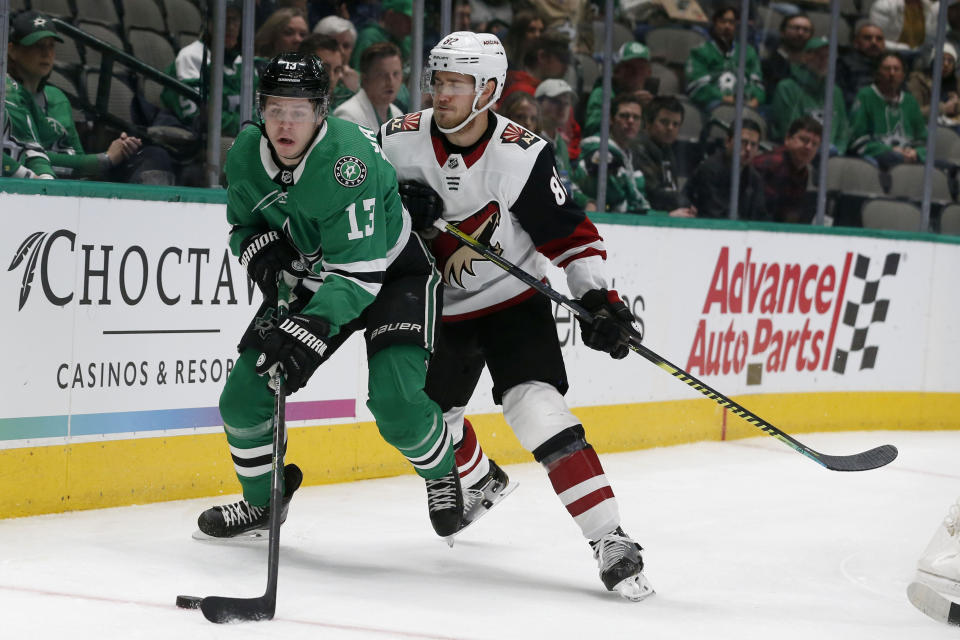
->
[[195, 53, 464, 541]]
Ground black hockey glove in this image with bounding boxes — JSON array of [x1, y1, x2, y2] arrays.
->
[[255, 314, 332, 394], [239, 230, 303, 302], [399, 181, 444, 235], [576, 289, 635, 360]]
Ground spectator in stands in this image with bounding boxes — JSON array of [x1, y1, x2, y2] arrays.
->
[[870, 0, 938, 51], [503, 10, 545, 70], [752, 115, 822, 223], [584, 41, 653, 136], [527, 0, 591, 53], [633, 95, 692, 211], [686, 5, 765, 110], [162, 0, 255, 138], [254, 8, 309, 58], [837, 21, 887, 109], [849, 52, 927, 169], [770, 37, 850, 154], [577, 94, 695, 216], [313, 15, 360, 106], [300, 34, 344, 99], [333, 42, 403, 130], [686, 119, 769, 220], [500, 91, 540, 133], [351, 0, 412, 69], [761, 13, 814, 99], [907, 42, 960, 124], [453, 1, 473, 31], [500, 32, 572, 105], [8, 11, 174, 183], [534, 79, 588, 208], [948, 0, 960, 52]]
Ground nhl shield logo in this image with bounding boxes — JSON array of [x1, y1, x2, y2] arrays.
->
[[280, 170, 293, 184], [334, 156, 367, 187]]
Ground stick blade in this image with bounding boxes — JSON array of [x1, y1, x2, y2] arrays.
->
[[200, 595, 275, 623], [817, 444, 898, 472]]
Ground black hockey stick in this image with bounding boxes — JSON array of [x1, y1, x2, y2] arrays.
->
[[432, 219, 898, 472], [177, 288, 290, 622]]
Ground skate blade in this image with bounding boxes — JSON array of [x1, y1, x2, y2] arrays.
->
[[444, 480, 519, 547], [614, 573, 655, 602], [191, 528, 268, 542]]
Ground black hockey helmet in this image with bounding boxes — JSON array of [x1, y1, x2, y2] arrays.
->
[[258, 53, 330, 120]]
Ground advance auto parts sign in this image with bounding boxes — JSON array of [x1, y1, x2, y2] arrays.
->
[[686, 246, 901, 384]]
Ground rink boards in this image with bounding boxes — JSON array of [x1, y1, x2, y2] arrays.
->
[[1, 180, 959, 518]]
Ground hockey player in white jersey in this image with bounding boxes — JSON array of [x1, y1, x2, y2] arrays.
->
[[378, 31, 653, 601]]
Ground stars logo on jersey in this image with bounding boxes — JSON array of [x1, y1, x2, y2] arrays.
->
[[385, 112, 422, 136], [500, 123, 540, 150], [334, 156, 367, 187], [433, 202, 503, 288]]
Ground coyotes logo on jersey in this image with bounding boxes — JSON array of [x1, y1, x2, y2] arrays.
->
[[500, 123, 540, 149], [433, 202, 503, 288], [385, 112, 423, 136]]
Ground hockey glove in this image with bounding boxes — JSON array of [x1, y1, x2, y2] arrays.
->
[[399, 181, 444, 235], [255, 314, 332, 394], [577, 289, 636, 360], [239, 230, 303, 302]]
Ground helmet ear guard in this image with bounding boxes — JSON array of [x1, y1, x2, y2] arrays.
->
[[424, 31, 508, 134]]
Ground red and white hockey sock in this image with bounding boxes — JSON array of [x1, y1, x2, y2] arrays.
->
[[544, 446, 620, 541], [454, 418, 491, 489]]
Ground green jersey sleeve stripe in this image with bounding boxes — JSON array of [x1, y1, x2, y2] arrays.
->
[[324, 271, 381, 297], [321, 257, 388, 274]]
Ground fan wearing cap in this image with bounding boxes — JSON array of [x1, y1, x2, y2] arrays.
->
[[583, 41, 654, 136], [6, 11, 145, 179], [379, 31, 654, 602], [351, 0, 412, 70], [685, 5, 765, 109], [534, 78, 588, 208], [769, 37, 850, 153], [196, 52, 465, 542]]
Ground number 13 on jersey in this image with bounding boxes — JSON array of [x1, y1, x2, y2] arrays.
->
[[346, 198, 376, 240]]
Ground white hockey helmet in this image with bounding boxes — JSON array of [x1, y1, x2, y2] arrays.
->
[[424, 31, 507, 133]]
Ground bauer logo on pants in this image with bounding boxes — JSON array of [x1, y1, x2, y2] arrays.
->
[[334, 156, 367, 187]]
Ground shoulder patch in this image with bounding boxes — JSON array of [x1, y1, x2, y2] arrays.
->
[[500, 123, 541, 150], [334, 156, 367, 187], [384, 112, 423, 136]]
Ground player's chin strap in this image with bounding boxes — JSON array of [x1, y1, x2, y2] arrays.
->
[[430, 218, 898, 473], [434, 95, 495, 134]]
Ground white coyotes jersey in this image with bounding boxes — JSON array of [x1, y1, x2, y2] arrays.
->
[[379, 109, 609, 320]]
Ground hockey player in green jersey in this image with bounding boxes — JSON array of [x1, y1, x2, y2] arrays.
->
[[196, 53, 464, 540]]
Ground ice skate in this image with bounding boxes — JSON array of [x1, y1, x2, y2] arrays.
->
[[590, 526, 655, 602], [916, 499, 960, 597], [446, 460, 518, 547], [193, 463, 303, 541], [425, 466, 464, 539]]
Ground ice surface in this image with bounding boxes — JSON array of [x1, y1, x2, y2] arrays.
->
[[2, 430, 959, 639]]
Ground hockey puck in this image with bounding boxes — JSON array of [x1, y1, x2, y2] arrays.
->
[[176, 594, 203, 609]]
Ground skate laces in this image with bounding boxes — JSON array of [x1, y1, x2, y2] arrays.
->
[[217, 500, 265, 527], [425, 475, 458, 512], [592, 531, 638, 570]]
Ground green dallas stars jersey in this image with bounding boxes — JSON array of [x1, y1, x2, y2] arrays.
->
[[225, 117, 411, 336]]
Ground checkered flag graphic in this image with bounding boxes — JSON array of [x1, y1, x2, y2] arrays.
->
[[832, 253, 900, 373]]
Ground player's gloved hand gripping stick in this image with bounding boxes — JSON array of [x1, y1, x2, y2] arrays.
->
[[432, 218, 898, 473], [176, 280, 292, 622]]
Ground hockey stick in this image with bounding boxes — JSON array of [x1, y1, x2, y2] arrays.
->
[[177, 286, 290, 622], [432, 219, 898, 472]]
